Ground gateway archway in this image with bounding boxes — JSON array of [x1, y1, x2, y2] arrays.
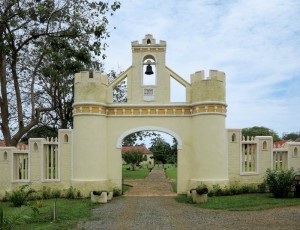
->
[[117, 126, 183, 149], [72, 34, 228, 195]]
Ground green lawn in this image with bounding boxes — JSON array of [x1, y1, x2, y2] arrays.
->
[[122, 164, 150, 179], [165, 165, 177, 192], [0, 198, 98, 229], [176, 193, 300, 211], [165, 165, 177, 180]]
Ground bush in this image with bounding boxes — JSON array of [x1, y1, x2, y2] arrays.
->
[[264, 168, 296, 198], [257, 182, 267, 193], [65, 186, 81, 199], [9, 184, 35, 207], [113, 188, 122, 196], [52, 189, 61, 199], [208, 183, 259, 197], [41, 186, 52, 199]]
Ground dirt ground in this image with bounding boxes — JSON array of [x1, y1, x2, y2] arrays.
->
[[77, 168, 300, 230]]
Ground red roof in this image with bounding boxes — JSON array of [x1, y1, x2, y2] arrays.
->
[[273, 140, 288, 148], [122, 146, 152, 155]]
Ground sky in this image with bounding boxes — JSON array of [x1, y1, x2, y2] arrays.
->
[[102, 0, 300, 137]]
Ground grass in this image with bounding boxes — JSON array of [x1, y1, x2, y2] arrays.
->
[[0, 198, 98, 229], [165, 165, 177, 192], [176, 193, 300, 211], [122, 164, 150, 179]]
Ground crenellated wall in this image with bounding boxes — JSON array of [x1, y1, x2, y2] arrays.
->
[[191, 70, 226, 103]]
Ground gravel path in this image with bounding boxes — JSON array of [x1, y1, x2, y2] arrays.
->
[[76, 168, 300, 230]]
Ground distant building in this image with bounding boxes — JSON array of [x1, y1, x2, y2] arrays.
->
[[122, 146, 154, 165]]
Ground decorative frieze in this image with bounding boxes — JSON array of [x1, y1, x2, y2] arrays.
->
[[73, 103, 227, 117]]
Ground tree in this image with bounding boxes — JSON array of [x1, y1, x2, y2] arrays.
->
[[242, 126, 280, 142], [122, 150, 147, 171], [21, 125, 57, 144], [107, 69, 127, 103], [282, 132, 300, 141], [0, 0, 121, 146], [149, 136, 172, 167], [122, 131, 158, 146], [169, 137, 178, 165]]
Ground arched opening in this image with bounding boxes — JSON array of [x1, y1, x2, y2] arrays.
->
[[64, 134, 69, 143], [4, 151, 8, 160], [231, 133, 236, 142], [142, 55, 156, 86], [263, 141, 267, 150], [33, 142, 38, 151], [294, 147, 298, 157], [117, 126, 181, 195]]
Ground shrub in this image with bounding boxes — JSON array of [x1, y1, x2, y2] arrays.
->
[[9, 184, 36, 207], [65, 186, 81, 199], [257, 182, 267, 193], [208, 183, 259, 197], [52, 189, 61, 199], [113, 188, 122, 196], [264, 168, 296, 198], [41, 186, 52, 199]]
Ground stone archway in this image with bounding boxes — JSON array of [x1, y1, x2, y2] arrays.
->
[[116, 126, 183, 149], [117, 126, 180, 196]]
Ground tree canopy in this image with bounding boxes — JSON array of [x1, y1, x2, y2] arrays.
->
[[122, 150, 147, 171], [0, 0, 121, 146], [282, 132, 300, 141], [149, 136, 173, 166], [242, 126, 280, 142]]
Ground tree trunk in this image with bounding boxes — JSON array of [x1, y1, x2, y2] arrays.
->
[[0, 38, 12, 146]]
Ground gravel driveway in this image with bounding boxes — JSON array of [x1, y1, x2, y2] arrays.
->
[[76, 168, 300, 230]]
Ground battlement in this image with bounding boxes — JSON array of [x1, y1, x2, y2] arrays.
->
[[131, 34, 166, 47], [74, 71, 108, 85], [190, 70, 226, 103], [191, 70, 225, 83], [74, 71, 108, 103]]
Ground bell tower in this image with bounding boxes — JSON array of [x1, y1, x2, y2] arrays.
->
[[130, 34, 170, 103]]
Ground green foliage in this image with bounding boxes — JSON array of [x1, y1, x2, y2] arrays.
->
[[150, 136, 173, 165], [0, 206, 33, 230], [65, 187, 81, 199], [0, 207, 3, 230], [207, 183, 258, 197], [122, 151, 146, 171], [1, 199, 97, 229], [122, 131, 158, 146], [9, 185, 35, 207], [0, 0, 121, 145], [113, 188, 122, 197], [41, 186, 52, 200], [242, 126, 280, 142], [21, 126, 57, 144], [257, 181, 268, 193], [282, 132, 300, 141], [51, 189, 61, 199], [264, 168, 296, 198]]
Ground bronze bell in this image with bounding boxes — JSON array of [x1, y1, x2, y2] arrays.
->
[[145, 64, 154, 75]]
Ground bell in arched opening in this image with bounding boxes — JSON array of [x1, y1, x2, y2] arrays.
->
[[145, 64, 154, 75]]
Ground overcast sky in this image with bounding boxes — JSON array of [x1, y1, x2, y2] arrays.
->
[[103, 0, 300, 137]]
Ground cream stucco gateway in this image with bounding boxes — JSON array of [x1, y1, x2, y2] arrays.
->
[[0, 34, 299, 197], [72, 34, 228, 194]]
